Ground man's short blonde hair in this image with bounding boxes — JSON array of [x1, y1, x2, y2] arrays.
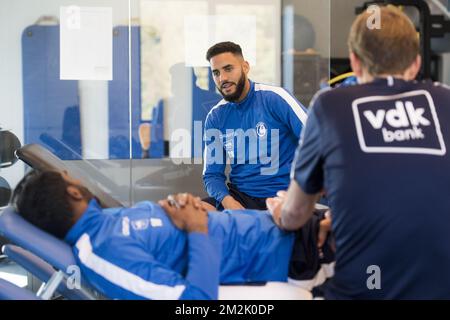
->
[[348, 6, 419, 76]]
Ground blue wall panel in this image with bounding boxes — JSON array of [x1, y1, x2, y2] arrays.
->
[[22, 25, 81, 160]]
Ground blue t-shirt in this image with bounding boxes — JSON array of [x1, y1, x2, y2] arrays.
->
[[203, 80, 307, 202], [293, 77, 450, 299]]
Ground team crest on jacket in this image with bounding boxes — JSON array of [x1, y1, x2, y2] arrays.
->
[[131, 219, 149, 231], [256, 122, 267, 137]]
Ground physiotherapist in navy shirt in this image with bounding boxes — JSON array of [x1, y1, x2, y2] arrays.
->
[[268, 6, 450, 299], [202, 41, 308, 210]]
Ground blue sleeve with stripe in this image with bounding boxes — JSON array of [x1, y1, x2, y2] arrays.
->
[[75, 233, 220, 300], [268, 89, 308, 139], [202, 113, 229, 203]]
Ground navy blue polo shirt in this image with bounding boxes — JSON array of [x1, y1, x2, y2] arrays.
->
[[293, 77, 450, 299]]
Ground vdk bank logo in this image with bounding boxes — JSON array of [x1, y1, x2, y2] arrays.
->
[[352, 90, 446, 155]]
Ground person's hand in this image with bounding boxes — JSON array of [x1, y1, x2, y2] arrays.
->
[[159, 193, 208, 234], [221, 195, 244, 210], [317, 210, 333, 256], [165, 193, 204, 209], [162, 193, 216, 212], [266, 190, 287, 229]]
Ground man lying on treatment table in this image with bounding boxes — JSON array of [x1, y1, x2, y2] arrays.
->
[[11, 170, 333, 300]]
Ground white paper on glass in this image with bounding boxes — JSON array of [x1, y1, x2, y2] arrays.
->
[[60, 6, 113, 80], [184, 15, 257, 67]]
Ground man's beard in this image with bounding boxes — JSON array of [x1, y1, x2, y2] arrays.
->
[[218, 72, 247, 102]]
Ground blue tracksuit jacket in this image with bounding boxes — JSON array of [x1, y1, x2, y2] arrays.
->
[[203, 80, 307, 202], [64, 199, 295, 300]]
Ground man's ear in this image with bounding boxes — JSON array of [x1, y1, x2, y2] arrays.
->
[[243, 60, 250, 74], [349, 51, 362, 78], [66, 185, 83, 201], [404, 54, 421, 80]]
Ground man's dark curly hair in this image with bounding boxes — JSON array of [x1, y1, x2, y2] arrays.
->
[[206, 41, 243, 61], [11, 170, 74, 239]]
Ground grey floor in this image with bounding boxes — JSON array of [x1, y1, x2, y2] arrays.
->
[[0, 256, 28, 288]]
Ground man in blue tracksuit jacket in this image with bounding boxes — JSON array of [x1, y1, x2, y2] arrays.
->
[[203, 42, 308, 210], [13, 170, 302, 300]]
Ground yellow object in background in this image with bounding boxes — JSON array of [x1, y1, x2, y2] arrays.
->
[[328, 72, 355, 86]]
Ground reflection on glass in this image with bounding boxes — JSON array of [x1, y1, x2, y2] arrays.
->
[[0, 0, 133, 203], [16, 2, 133, 161], [0, 0, 331, 206], [139, 0, 281, 160], [282, 0, 330, 106]]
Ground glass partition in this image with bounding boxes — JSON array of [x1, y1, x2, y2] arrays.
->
[[0, 0, 331, 289], [0, 0, 133, 205], [0, 0, 331, 206], [129, 0, 330, 203], [130, 0, 286, 203], [282, 0, 330, 107]]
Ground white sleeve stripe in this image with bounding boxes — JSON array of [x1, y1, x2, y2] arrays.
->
[[203, 99, 227, 174], [75, 233, 186, 300], [205, 99, 227, 124], [202, 143, 208, 174], [255, 83, 308, 124]]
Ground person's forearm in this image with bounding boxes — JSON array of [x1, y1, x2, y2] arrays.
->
[[204, 173, 229, 203], [186, 220, 208, 234], [279, 180, 320, 230], [221, 195, 244, 209], [280, 206, 313, 230]]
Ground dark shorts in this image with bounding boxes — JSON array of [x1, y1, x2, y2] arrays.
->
[[288, 210, 335, 280], [203, 183, 268, 210]]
